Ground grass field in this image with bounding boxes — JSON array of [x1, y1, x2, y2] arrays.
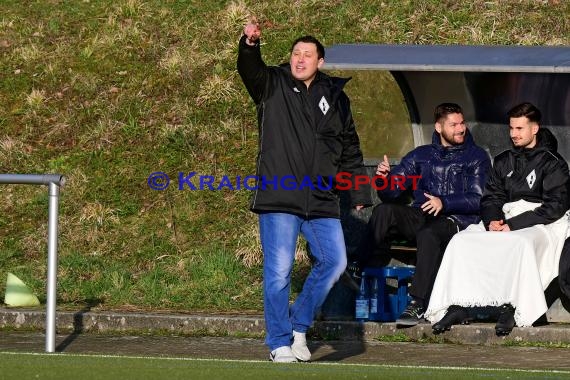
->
[[1, 0, 569, 313], [3, 352, 570, 380]]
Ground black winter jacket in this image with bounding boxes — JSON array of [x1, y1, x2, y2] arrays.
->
[[481, 128, 570, 230], [237, 36, 371, 218], [378, 129, 491, 230]]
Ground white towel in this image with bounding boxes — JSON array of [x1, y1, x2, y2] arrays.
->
[[425, 200, 569, 327]]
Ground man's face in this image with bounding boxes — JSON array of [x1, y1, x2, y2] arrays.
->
[[510, 116, 538, 148], [435, 113, 466, 147], [290, 42, 324, 86]]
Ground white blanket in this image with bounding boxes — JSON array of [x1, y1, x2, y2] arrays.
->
[[425, 200, 570, 327]]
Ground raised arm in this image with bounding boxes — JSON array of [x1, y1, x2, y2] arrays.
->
[[237, 22, 268, 104]]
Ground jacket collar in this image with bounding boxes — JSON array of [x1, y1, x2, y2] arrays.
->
[[280, 64, 350, 94], [511, 127, 559, 156]]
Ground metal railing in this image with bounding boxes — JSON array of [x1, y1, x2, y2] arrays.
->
[[0, 174, 65, 353]]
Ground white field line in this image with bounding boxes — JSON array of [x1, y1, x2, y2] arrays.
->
[[1, 351, 570, 375]]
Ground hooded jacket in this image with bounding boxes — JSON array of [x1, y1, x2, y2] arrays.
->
[[237, 36, 371, 218], [378, 129, 491, 230], [481, 128, 570, 230]]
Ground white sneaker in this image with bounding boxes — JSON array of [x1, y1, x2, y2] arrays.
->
[[269, 346, 297, 363], [291, 331, 311, 362]]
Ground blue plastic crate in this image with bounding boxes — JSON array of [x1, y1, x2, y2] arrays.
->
[[363, 266, 415, 322]]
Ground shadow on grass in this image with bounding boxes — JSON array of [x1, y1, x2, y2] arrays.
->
[[310, 271, 367, 362], [309, 324, 366, 362], [56, 298, 103, 352]]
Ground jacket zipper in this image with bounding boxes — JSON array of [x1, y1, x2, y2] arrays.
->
[[304, 90, 314, 218]]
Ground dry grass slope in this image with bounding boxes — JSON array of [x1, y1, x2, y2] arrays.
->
[[0, 0, 568, 312]]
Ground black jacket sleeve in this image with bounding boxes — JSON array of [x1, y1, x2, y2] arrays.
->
[[237, 35, 268, 104], [338, 93, 372, 208], [480, 159, 509, 228]]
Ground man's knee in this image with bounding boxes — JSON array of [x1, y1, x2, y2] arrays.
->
[[329, 256, 347, 281], [368, 203, 403, 233], [264, 276, 289, 296], [370, 203, 397, 219], [323, 249, 347, 275]]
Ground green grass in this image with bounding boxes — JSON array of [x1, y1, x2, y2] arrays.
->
[[2, 352, 570, 380], [0, 0, 569, 313], [375, 332, 413, 343], [502, 340, 570, 349]]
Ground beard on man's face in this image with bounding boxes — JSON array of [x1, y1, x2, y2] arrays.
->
[[441, 130, 465, 146]]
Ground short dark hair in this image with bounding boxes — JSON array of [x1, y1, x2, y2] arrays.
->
[[507, 102, 541, 123], [434, 103, 463, 123], [291, 35, 325, 59]]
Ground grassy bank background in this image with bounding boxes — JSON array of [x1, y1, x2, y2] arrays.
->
[[0, 0, 568, 313]]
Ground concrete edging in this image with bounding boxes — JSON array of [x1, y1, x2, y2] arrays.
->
[[2, 308, 570, 346]]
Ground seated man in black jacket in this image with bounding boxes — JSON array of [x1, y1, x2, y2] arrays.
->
[[425, 102, 570, 336], [352, 103, 491, 326]]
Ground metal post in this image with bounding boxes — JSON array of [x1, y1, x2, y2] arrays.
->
[[0, 174, 64, 353], [45, 182, 60, 353]]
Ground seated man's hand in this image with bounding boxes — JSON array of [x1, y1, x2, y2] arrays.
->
[[421, 193, 443, 216], [489, 219, 510, 232]]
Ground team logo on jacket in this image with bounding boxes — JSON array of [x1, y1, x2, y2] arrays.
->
[[526, 169, 536, 189], [318, 96, 330, 115]]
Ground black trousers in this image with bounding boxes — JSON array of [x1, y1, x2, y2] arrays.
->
[[357, 203, 458, 304]]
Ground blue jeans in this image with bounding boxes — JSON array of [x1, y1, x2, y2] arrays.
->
[[259, 212, 347, 351]]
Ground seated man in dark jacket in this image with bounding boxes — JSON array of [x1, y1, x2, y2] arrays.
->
[[353, 103, 491, 326], [426, 102, 570, 336]]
